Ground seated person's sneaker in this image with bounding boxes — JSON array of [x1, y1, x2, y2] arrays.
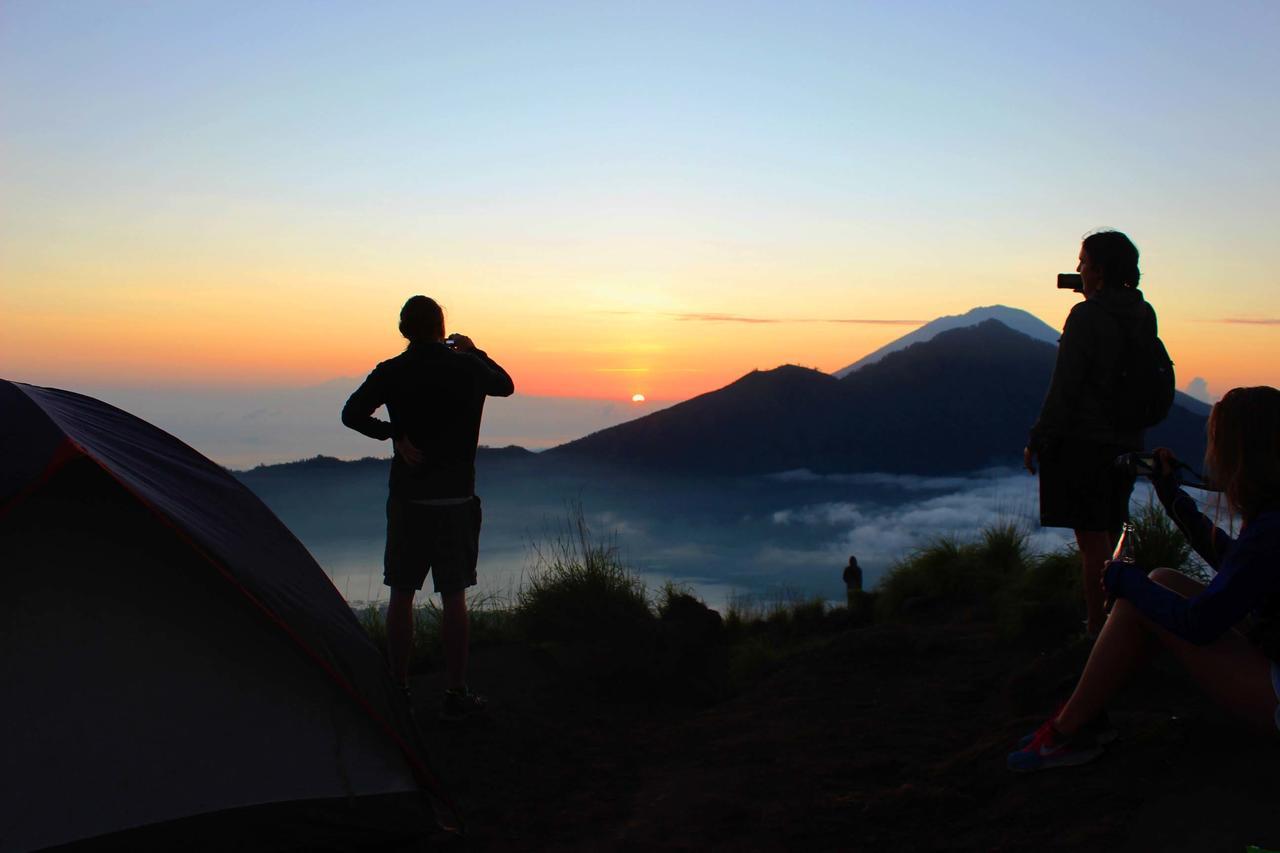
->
[[1017, 708, 1117, 749], [440, 687, 488, 722], [1007, 718, 1104, 772]]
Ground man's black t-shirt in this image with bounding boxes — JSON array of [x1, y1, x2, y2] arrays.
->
[[341, 341, 514, 500]]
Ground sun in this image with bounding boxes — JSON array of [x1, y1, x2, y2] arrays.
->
[[631, 393, 646, 403]]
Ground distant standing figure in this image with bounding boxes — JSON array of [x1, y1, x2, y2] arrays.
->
[[844, 555, 871, 624], [342, 295, 514, 721], [1024, 230, 1158, 638], [843, 556, 863, 597]]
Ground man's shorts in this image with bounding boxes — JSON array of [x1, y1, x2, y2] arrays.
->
[[383, 496, 481, 595], [1038, 437, 1136, 533]]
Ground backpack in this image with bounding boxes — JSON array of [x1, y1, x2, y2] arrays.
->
[[1109, 306, 1175, 431]]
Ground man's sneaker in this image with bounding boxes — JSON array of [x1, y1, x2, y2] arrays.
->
[[440, 687, 487, 722], [1017, 709, 1117, 749], [1007, 718, 1104, 772]]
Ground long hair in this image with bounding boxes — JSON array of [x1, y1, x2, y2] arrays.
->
[[1082, 230, 1141, 290], [1206, 386, 1280, 523], [398, 295, 445, 344]]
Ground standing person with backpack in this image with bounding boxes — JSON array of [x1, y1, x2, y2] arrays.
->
[[1024, 230, 1173, 638]]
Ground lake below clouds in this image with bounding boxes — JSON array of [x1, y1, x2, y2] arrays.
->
[[244, 458, 1091, 613]]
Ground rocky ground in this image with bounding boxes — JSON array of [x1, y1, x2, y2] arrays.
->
[[410, 619, 1280, 852]]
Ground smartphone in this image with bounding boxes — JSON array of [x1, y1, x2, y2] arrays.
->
[[1057, 273, 1083, 292]]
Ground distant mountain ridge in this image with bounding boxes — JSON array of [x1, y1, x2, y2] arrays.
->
[[237, 310, 1210, 480], [547, 319, 1209, 476], [833, 305, 1060, 377]]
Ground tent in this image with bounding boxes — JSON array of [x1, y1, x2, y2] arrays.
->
[[0, 380, 460, 852]]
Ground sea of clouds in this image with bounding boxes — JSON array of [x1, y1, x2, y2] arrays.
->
[[764, 469, 1077, 582]]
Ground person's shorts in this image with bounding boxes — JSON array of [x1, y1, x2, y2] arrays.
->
[[1037, 437, 1136, 532], [383, 496, 481, 595]]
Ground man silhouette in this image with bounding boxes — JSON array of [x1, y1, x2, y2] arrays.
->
[[342, 295, 514, 719]]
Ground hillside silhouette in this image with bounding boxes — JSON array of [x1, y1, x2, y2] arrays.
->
[[547, 320, 1209, 475]]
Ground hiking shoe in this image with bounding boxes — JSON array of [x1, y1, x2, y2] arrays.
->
[[1017, 709, 1117, 749], [1007, 719, 1104, 772], [440, 687, 487, 722]]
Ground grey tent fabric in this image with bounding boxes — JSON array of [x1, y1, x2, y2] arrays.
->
[[0, 380, 458, 851]]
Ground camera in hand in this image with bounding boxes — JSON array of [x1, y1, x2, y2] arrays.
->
[[1057, 273, 1083, 292], [1114, 452, 1217, 491], [1114, 452, 1156, 478]]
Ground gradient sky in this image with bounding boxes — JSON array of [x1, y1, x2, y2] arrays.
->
[[3, 1, 1278, 404]]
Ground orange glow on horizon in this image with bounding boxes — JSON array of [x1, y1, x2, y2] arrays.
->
[[6, 306, 1276, 404], [3, 263, 1276, 404]]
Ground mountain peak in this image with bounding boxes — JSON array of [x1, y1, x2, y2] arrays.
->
[[833, 305, 1059, 377]]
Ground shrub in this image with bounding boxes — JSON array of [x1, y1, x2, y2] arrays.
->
[[657, 579, 696, 619], [723, 589, 832, 640], [994, 546, 1082, 642], [516, 507, 654, 645], [875, 524, 1032, 622], [980, 522, 1031, 576], [874, 536, 965, 621]]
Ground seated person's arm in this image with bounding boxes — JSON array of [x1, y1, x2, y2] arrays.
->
[[1153, 463, 1231, 570], [1106, 531, 1277, 645]]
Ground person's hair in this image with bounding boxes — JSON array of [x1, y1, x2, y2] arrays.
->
[[1081, 230, 1141, 290], [398, 295, 445, 344], [1205, 386, 1280, 522]]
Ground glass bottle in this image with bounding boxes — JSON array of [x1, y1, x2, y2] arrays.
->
[[1105, 522, 1137, 615], [1113, 521, 1137, 564]]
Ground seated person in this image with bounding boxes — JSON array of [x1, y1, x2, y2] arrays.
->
[[1009, 386, 1280, 771]]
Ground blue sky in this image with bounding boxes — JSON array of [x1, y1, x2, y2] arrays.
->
[[3, 1, 1278, 402]]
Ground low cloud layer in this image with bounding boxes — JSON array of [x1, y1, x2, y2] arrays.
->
[[766, 470, 1084, 586]]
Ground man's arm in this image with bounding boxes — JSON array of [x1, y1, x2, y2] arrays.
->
[[448, 334, 515, 397], [471, 349, 515, 397], [341, 367, 397, 441]]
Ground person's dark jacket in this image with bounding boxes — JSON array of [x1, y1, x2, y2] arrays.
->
[[1028, 287, 1154, 453], [341, 341, 514, 500]]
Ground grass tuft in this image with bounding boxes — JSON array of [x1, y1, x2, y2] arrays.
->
[[516, 505, 654, 645], [1130, 496, 1211, 583]]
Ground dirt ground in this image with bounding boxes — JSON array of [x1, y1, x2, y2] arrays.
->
[[410, 620, 1280, 852]]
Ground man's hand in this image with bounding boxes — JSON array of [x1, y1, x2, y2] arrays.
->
[[447, 333, 476, 352], [1023, 446, 1037, 475], [394, 435, 425, 467]]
